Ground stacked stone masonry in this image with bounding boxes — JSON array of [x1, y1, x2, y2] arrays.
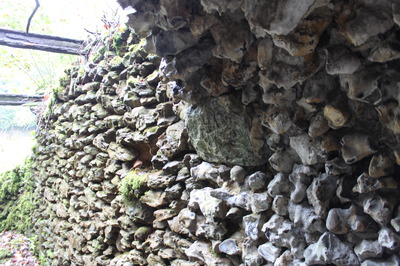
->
[[31, 0, 400, 265]]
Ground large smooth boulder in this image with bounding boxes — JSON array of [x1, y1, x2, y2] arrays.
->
[[186, 95, 269, 166]]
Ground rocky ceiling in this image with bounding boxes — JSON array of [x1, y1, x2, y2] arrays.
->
[[118, 0, 400, 168]]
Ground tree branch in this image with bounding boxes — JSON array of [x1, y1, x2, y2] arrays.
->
[[26, 0, 40, 34]]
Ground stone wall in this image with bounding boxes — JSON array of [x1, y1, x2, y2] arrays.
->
[[31, 0, 400, 265]]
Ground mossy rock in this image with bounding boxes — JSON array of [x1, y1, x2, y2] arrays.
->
[[0, 160, 36, 234], [118, 171, 150, 202], [109, 56, 125, 70]]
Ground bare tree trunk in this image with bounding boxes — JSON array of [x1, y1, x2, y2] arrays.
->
[[0, 28, 86, 55], [0, 93, 43, 106]]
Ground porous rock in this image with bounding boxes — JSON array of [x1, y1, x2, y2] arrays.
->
[[354, 240, 383, 262], [186, 95, 269, 166], [304, 232, 359, 266], [26, 2, 400, 265], [185, 241, 231, 265]]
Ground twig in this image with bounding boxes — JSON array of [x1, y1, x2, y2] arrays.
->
[[26, 0, 40, 34]]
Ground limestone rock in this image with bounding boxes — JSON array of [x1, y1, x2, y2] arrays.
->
[[378, 227, 400, 251], [340, 66, 381, 104], [272, 7, 333, 56], [299, 71, 334, 107], [126, 12, 156, 37], [326, 205, 377, 235], [323, 95, 352, 129], [188, 188, 228, 222], [107, 142, 138, 162], [258, 242, 282, 264], [186, 95, 268, 166], [368, 32, 400, 63], [189, 14, 219, 38], [362, 194, 395, 225], [304, 232, 359, 266], [271, 195, 289, 216], [340, 5, 393, 46], [242, 0, 317, 36], [341, 133, 377, 164], [267, 173, 291, 197], [185, 241, 232, 265], [160, 48, 212, 81], [154, 29, 198, 57], [288, 164, 317, 203], [325, 157, 352, 176], [391, 205, 400, 232], [362, 255, 400, 266], [325, 46, 361, 75], [242, 239, 264, 266], [288, 201, 325, 234], [147, 171, 176, 189], [308, 112, 329, 138], [250, 192, 271, 214], [168, 208, 196, 235], [190, 162, 230, 186], [200, 0, 241, 14], [290, 134, 325, 166], [140, 190, 170, 208], [125, 106, 157, 131], [243, 213, 266, 240], [247, 171, 267, 191], [262, 215, 306, 259], [210, 14, 253, 63], [368, 152, 396, 178], [162, 161, 184, 175], [261, 106, 292, 135], [268, 149, 299, 173], [230, 166, 247, 184], [194, 215, 227, 240], [274, 250, 306, 266], [28, 2, 400, 265], [353, 173, 398, 194], [171, 259, 201, 266], [354, 240, 383, 262], [156, 120, 189, 161], [219, 239, 241, 256], [306, 173, 338, 218], [258, 40, 320, 90], [158, 0, 191, 31], [212, 190, 255, 212]]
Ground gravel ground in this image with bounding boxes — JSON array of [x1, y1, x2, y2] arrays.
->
[[0, 231, 39, 265]]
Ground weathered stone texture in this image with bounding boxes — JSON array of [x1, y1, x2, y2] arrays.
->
[[27, 0, 400, 265]]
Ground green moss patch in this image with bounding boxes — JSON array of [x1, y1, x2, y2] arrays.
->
[[0, 160, 36, 233], [118, 171, 149, 202]]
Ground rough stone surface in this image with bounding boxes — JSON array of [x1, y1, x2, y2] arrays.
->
[[304, 232, 359, 266], [186, 95, 269, 166], [18, 1, 400, 265]]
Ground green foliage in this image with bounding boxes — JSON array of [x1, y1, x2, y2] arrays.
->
[[38, 253, 47, 265], [0, 0, 76, 95], [0, 191, 36, 232], [210, 247, 220, 258], [0, 168, 22, 201], [0, 46, 76, 95], [0, 160, 36, 233], [129, 38, 146, 54], [0, 248, 12, 263], [118, 171, 149, 202], [0, 106, 36, 131], [113, 31, 124, 49], [0, 0, 123, 95]]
